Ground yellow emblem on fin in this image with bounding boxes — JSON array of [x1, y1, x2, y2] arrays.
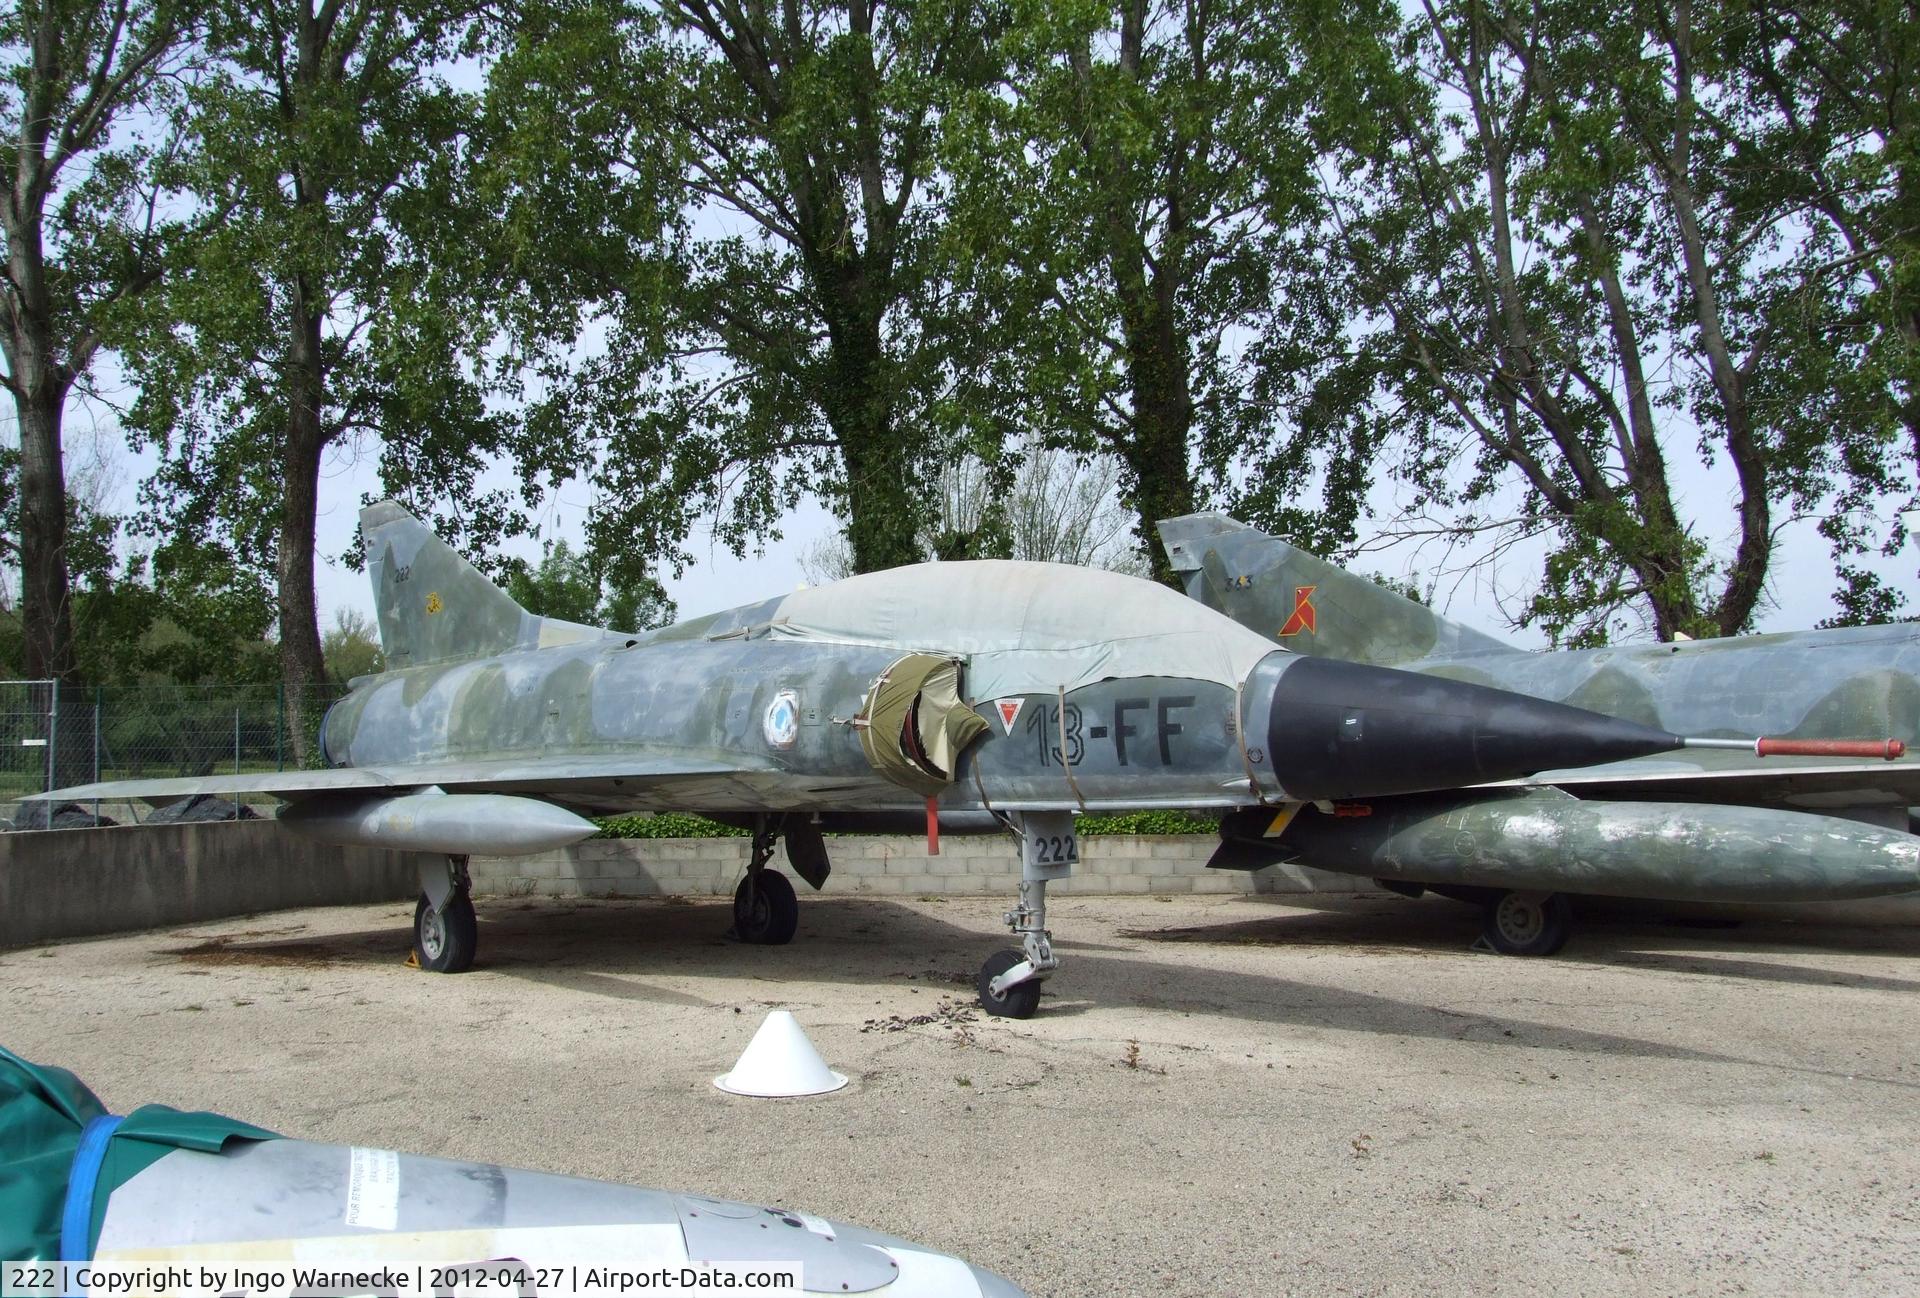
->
[[425, 592, 443, 615]]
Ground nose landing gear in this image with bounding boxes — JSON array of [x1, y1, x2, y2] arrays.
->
[[977, 811, 1077, 1018]]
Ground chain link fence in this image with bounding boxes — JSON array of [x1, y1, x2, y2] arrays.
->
[[0, 681, 56, 803], [1, 680, 345, 826]]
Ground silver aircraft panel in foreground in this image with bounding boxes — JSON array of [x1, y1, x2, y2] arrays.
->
[[31, 503, 1818, 1013], [3, 1044, 1023, 1295], [1159, 512, 1920, 953], [90, 1139, 1024, 1296]]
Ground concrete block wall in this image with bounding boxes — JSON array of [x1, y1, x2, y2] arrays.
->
[[13, 821, 1911, 949], [470, 834, 1369, 899], [0, 820, 423, 948]]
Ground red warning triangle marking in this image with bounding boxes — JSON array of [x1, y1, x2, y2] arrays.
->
[[995, 698, 1024, 734]]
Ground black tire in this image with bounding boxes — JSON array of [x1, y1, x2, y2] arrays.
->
[[733, 871, 800, 945], [413, 890, 478, 973], [1482, 890, 1572, 957], [977, 948, 1042, 1019]]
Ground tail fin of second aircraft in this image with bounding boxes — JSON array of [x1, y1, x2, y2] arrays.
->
[[361, 501, 617, 670], [1156, 513, 1519, 667]]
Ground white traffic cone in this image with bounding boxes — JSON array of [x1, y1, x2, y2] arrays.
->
[[713, 1010, 849, 1097]]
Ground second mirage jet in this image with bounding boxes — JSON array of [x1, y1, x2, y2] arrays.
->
[[1159, 513, 1920, 955]]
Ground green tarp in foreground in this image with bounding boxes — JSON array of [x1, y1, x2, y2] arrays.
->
[[0, 1046, 277, 1261]]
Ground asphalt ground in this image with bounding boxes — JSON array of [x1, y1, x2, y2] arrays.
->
[[2, 890, 1917, 1297]]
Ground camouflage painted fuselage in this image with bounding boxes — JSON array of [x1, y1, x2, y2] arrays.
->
[[317, 632, 1253, 818], [1358, 624, 1918, 755], [1160, 513, 1920, 812]]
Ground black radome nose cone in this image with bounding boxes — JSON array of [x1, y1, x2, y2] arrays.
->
[[1263, 657, 1683, 801]]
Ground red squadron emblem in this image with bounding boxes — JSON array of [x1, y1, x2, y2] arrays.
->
[[1278, 585, 1317, 636]]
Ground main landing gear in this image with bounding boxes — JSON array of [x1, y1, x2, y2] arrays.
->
[[734, 870, 799, 945], [413, 855, 477, 972], [1382, 881, 1576, 958], [730, 815, 831, 945], [976, 811, 1077, 1019], [1481, 889, 1572, 957]]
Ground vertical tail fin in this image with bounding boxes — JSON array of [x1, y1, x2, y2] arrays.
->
[[361, 501, 614, 669], [1156, 514, 1518, 667]]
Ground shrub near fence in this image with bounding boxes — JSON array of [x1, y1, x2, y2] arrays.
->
[[592, 810, 1220, 838], [94, 684, 345, 781]]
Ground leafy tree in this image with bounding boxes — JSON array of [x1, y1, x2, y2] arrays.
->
[[0, 0, 191, 695], [0, 428, 275, 688], [321, 606, 383, 682], [947, 0, 1345, 584], [116, 0, 515, 750], [1719, 0, 1920, 623], [0, 485, 113, 678], [483, 0, 1019, 583], [0, 535, 278, 687], [502, 537, 674, 631], [1300, 0, 1914, 644]]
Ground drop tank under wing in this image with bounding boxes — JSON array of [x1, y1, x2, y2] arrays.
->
[[1161, 511, 1920, 956]]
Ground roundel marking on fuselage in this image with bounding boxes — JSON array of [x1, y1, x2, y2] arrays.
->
[[764, 690, 800, 748]]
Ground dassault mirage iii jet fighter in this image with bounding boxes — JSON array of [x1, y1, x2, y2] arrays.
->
[[30, 504, 1891, 1015], [1159, 513, 1920, 955]]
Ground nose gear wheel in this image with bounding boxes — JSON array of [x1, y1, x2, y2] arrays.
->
[[978, 949, 1041, 1018]]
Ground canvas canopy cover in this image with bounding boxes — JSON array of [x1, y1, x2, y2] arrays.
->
[[0, 1046, 275, 1261], [766, 561, 1277, 702]]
